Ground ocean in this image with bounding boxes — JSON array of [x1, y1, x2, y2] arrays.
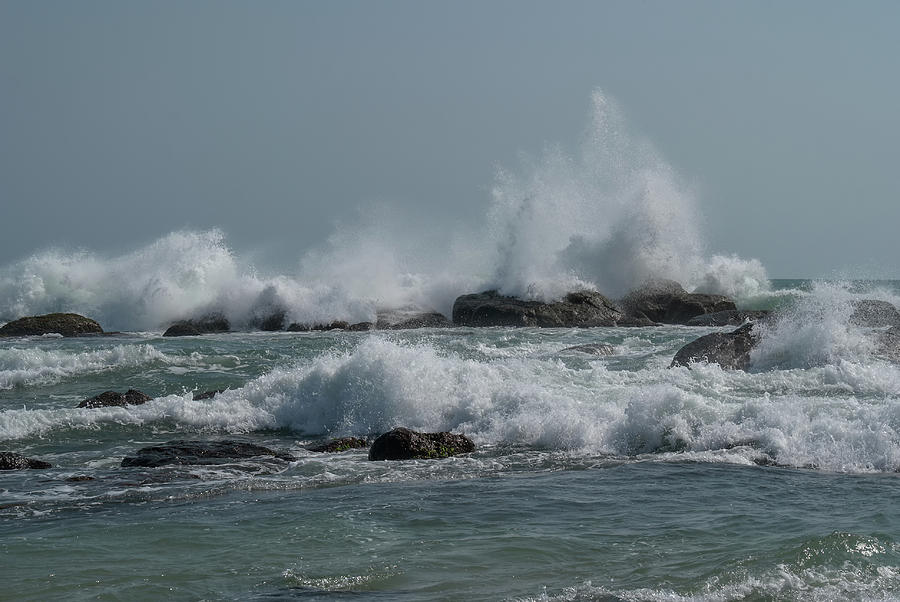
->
[[2, 278, 900, 601]]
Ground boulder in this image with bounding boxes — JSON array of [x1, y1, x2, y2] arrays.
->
[[163, 314, 229, 337], [670, 323, 758, 370], [849, 300, 900, 328], [120, 439, 295, 468], [78, 389, 152, 409], [368, 427, 475, 461], [561, 343, 615, 355], [307, 437, 369, 453], [259, 311, 286, 331], [286, 321, 350, 332], [347, 322, 375, 331], [875, 326, 900, 362], [0, 452, 51, 470], [622, 280, 736, 325], [452, 290, 627, 328], [686, 310, 771, 327], [376, 311, 453, 330], [192, 389, 226, 401], [0, 313, 103, 337]]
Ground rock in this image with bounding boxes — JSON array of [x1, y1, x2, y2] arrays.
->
[[120, 439, 295, 468], [622, 281, 736, 325], [192, 389, 226, 401], [0, 452, 51, 470], [0, 313, 103, 337], [875, 326, 900, 362], [849, 300, 900, 327], [376, 311, 453, 330], [686, 310, 771, 327], [78, 389, 152, 409], [670, 323, 758, 370], [561, 343, 615, 355], [347, 322, 375, 331], [163, 314, 229, 337], [368, 427, 475, 461], [259, 311, 286, 331], [286, 321, 350, 332], [307, 437, 369, 453], [452, 290, 626, 328], [65, 475, 95, 482]]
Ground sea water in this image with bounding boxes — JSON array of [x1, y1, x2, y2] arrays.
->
[[2, 281, 900, 600]]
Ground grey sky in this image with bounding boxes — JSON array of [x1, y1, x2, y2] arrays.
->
[[2, 0, 898, 278]]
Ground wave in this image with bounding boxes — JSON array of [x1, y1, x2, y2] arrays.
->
[[0, 90, 770, 332], [3, 336, 899, 473]]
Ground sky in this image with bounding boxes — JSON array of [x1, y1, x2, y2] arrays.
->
[[1, 0, 899, 278]]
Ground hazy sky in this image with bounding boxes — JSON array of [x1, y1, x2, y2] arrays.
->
[[2, 0, 899, 278]]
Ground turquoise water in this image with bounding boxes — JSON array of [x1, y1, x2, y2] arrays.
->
[[3, 280, 900, 600]]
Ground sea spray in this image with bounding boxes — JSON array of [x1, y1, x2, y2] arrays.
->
[[0, 90, 771, 332]]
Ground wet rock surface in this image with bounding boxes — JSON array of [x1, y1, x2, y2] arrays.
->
[[0, 452, 51, 470], [368, 427, 475, 461], [622, 280, 736, 325], [163, 314, 230, 336], [120, 440, 295, 468], [671, 324, 758, 370], [849, 300, 900, 327], [0, 313, 103, 337], [78, 389, 152, 409], [306, 437, 369, 453], [452, 290, 626, 327]]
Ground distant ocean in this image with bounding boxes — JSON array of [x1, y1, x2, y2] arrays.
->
[[2, 277, 900, 601]]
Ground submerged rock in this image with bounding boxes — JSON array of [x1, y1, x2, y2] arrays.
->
[[192, 389, 226, 401], [0, 313, 103, 337], [77, 389, 152, 409], [163, 314, 230, 337], [670, 323, 758, 370], [307, 437, 369, 453], [849, 300, 900, 328], [0, 452, 51, 470], [368, 427, 475, 461], [686, 310, 771, 327], [561, 343, 615, 355], [452, 290, 627, 327], [622, 280, 736, 325], [120, 439, 295, 468]]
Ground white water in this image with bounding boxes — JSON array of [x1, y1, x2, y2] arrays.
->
[[0, 90, 769, 332]]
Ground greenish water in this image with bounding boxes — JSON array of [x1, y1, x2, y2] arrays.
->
[[3, 279, 900, 600]]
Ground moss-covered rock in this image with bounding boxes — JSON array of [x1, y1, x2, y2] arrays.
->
[[307, 437, 369, 453]]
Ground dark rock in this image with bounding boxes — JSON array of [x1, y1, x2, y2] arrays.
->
[[670, 323, 758, 370], [875, 326, 900, 362], [78, 389, 152, 409], [561, 343, 615, 355], [287, 321, 351, 331], [452, 290, 626, 328], [0, 452, 51, 470], [376, 311, 453, 330], [307, 437, 369, 453], [285, 322, 310, 332], [347, 322, 375, 331], [849, 300, 900, 327], [163, 314, 229, 337], [0, 313, 103, 337], [368, 427, 475, 461], [120, 439, 295, 468], [686, 310, 771, 327], [65, 475, 95, 482], [192, 389, 226, 401], [622, 281, 736, 325], [259, 311, 286, 331]]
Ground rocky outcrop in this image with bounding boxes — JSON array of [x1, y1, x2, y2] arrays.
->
[[120, 440, 295, 468], [259, 311, 286, 331], [163, 314, 230, 337], [347, 322, 375, 331], [849, 300, 900, 328], [670, 324, 758, 370], [622, 280, 736, 325], [0, 313, 103, 337], [376, 311, 453, 330], [0, 452, 51, 470], [307, 437, 369, 453], [875, 326, 900, 362], [561, 343, 615, 355], [286, 321, 350, 332], [78, 389, 152, 409], [368, 427, 475, 461], [686, 310, 771, 327], [192, 389, 226, 401], [452, 290, 628, 327]]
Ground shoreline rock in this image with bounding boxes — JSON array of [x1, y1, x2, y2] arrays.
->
[[307, 437, 368, 453], [0, 452, 51, 470], [368, 427, 475, 461], [120, 439, 295, 467], [622, 280, 736, 325], [78, 389, 152, 409], [671, 324, 758, 370], [0, 313, 103, 338], [163, 314, 230, 337], [452, 290, 627, 327]]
